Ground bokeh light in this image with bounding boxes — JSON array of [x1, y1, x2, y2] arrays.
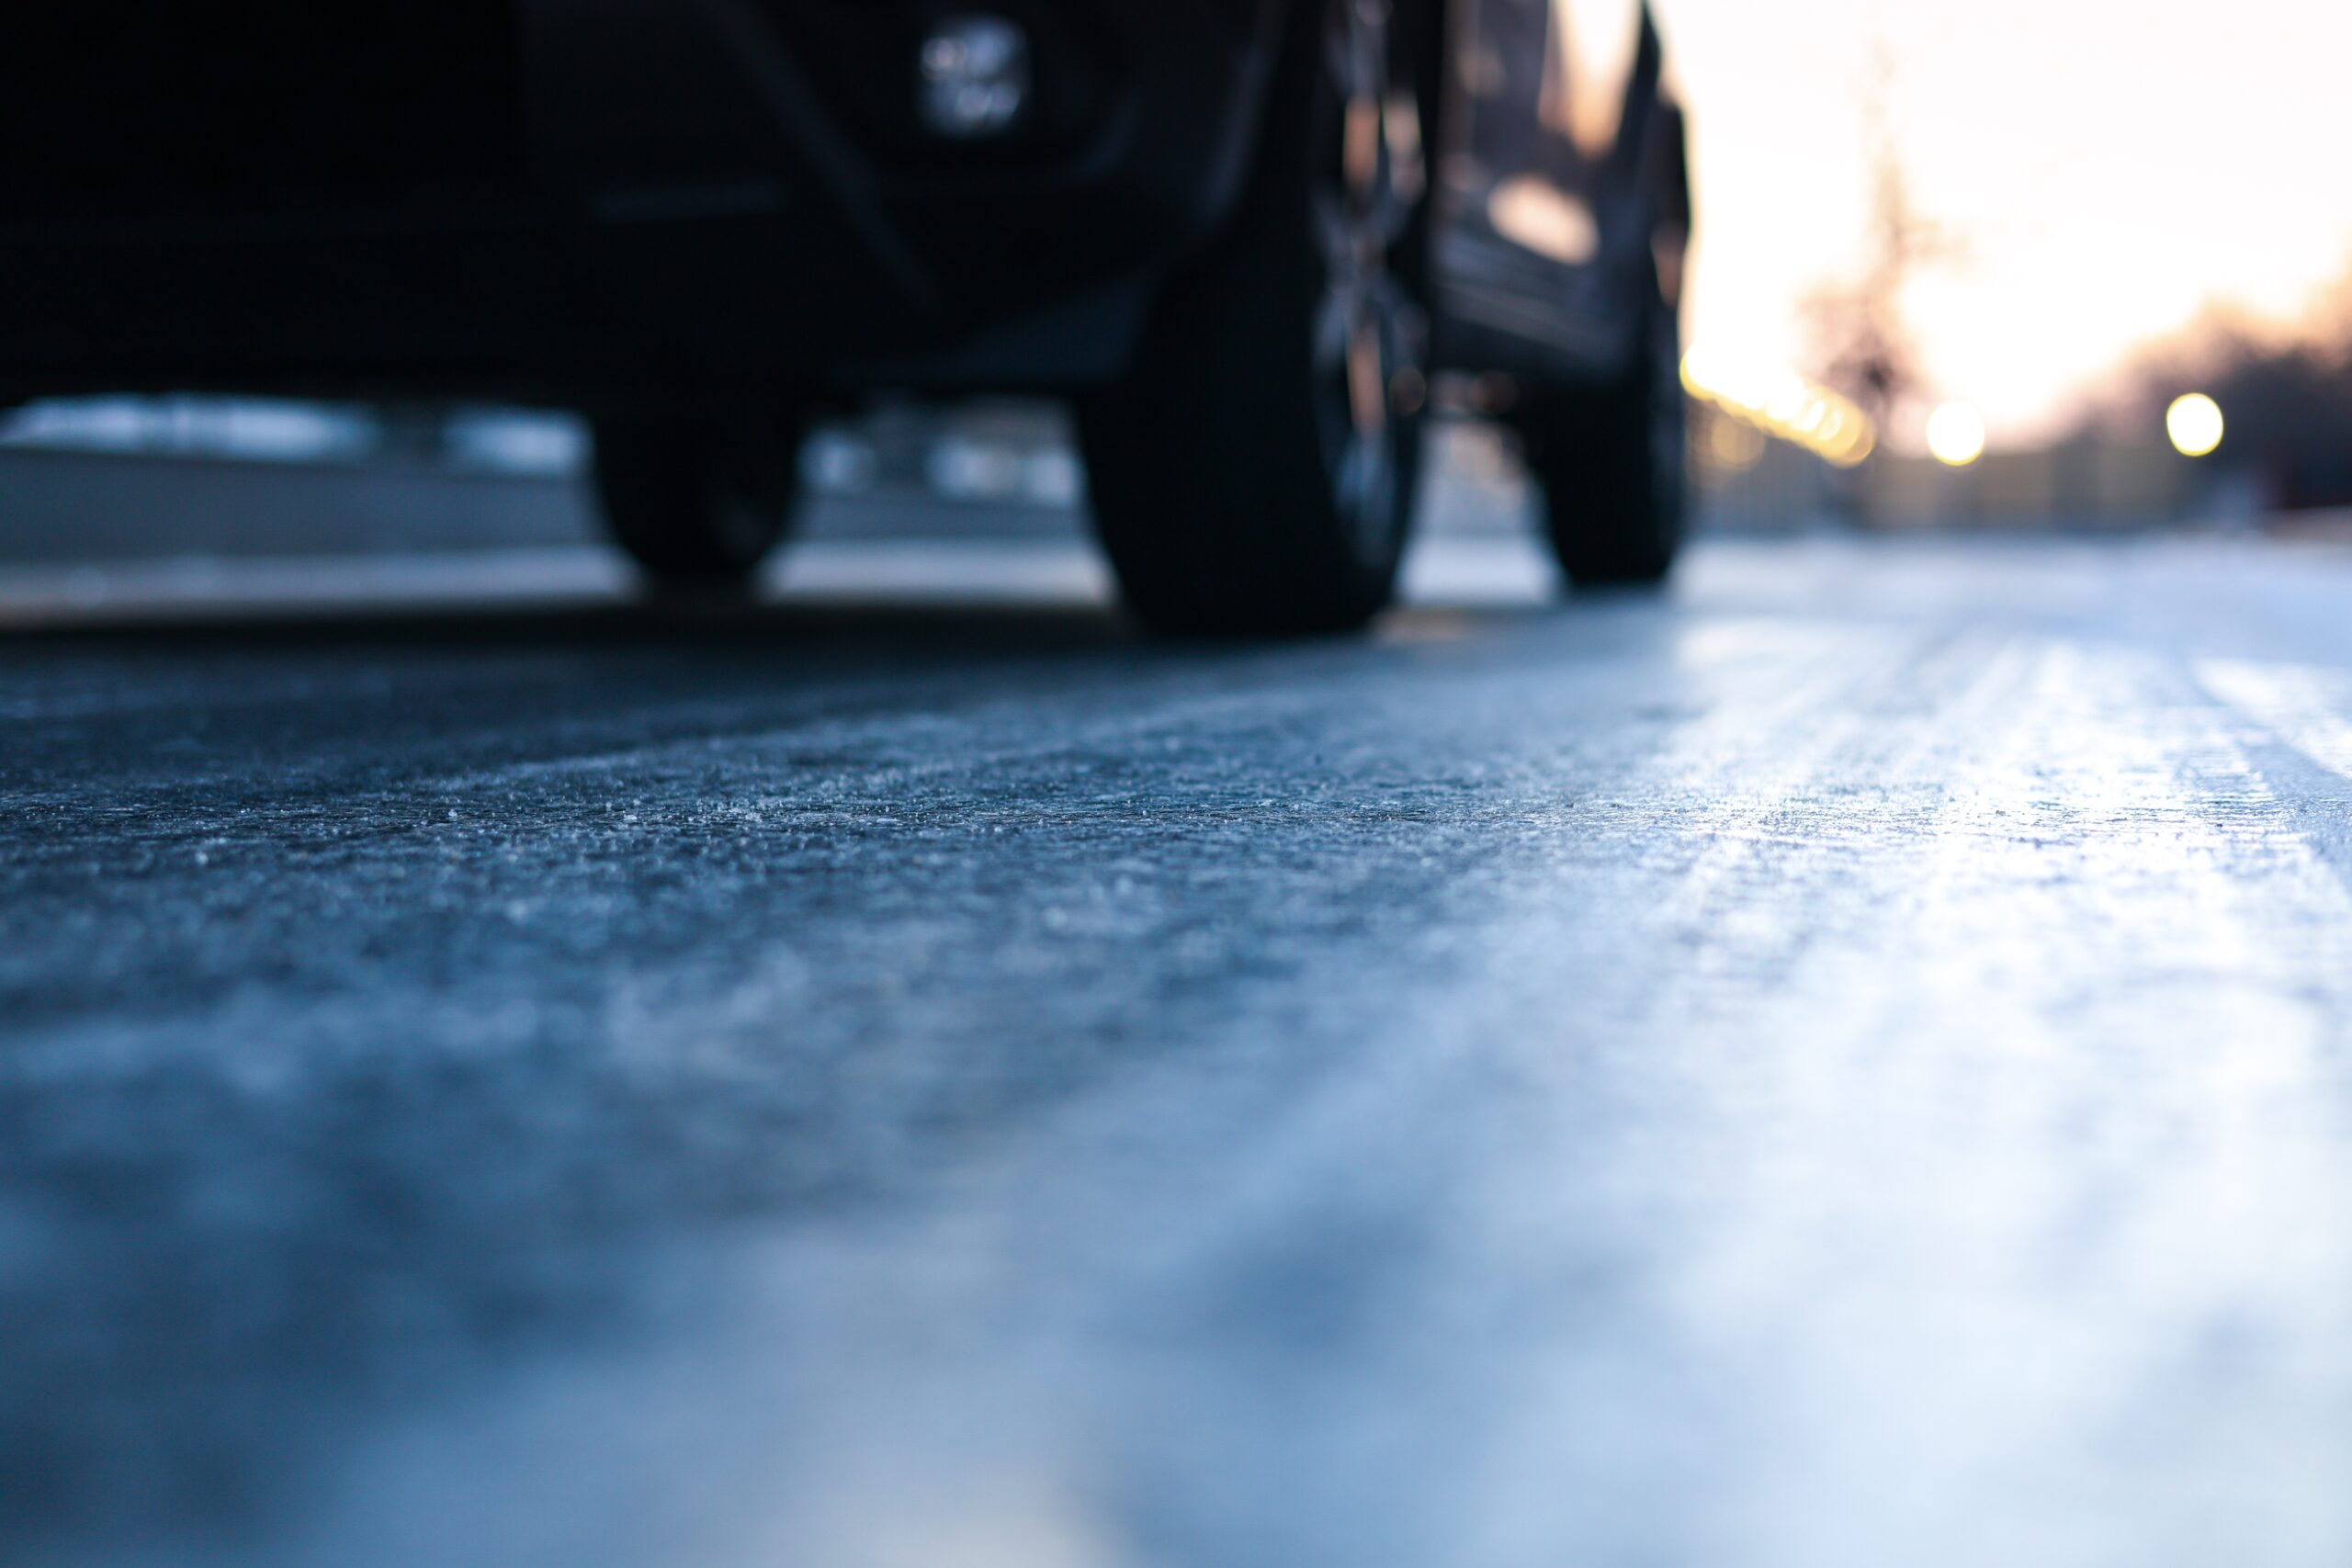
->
[[2166, 393, 2225, 457], [1679, 349, 1875, 468], [1927, 403, 1986, 468]]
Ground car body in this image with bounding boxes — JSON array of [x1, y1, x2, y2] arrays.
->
[[0, 0, 1692, 630]]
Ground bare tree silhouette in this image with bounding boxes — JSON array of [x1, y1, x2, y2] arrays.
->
[[1801, 50, 1960, 432]]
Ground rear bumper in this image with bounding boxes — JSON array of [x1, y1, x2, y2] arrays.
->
[[0, 0, 1282, 404]]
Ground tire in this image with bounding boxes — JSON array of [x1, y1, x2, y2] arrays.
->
[[1521, 288, 1688, 589], [590, 411, 807, 588], [1077, 0, 1432, 637]]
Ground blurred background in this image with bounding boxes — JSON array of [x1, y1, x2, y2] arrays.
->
[[1666, 0, 2352, 532]]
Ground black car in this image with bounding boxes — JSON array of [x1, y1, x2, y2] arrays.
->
[[0, 0, 1692, 633]]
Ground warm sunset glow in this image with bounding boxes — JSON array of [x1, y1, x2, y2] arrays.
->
[[2166, 393, 2225, 457], [1926, 403, 1986, 467], [1666, 0, 2352, 439]]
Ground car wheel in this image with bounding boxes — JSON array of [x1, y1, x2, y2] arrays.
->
[[1077, 0, 1431, 636], [591, 412, 806, 589], [1521, 288, 1688, 589]]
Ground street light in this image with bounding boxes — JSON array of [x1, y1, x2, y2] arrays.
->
[[2167, 393, 2224, 457], [1926, 402, 1985, 468]]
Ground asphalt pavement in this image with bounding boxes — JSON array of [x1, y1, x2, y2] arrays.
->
[[6, 464, 2352, 1567]]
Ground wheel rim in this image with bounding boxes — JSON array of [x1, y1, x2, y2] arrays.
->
[[1309, 0, 1428, 568]]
